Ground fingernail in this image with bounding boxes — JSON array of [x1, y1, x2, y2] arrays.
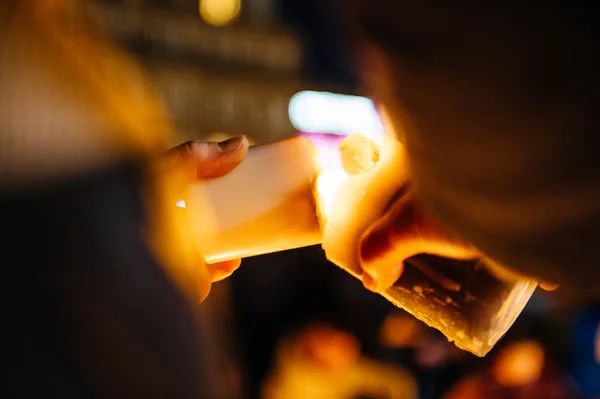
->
[[218, 136, 245, 152]]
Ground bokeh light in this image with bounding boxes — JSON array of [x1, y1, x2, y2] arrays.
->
[[491, 340, 545, 387], [289, 91, 383, 135], [199, 0, 241, 27]]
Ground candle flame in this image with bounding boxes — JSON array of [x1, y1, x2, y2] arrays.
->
[[316, 167, 348, 223], [298, 133, 346, 222], [300, 131, 385, 223]]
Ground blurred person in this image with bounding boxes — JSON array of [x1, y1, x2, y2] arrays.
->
[[376, 306, 582, 399], [1, 1, 247, 397], [330, 1, 600, 306], [262, 323, 418, 399], [442, 339, 579, 399], [378, 312, 478, 399], [230, 247, 394, 399]]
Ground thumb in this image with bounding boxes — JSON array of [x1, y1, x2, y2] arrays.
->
[[169, 136, 249, 179], [359, 193, 478, 292]]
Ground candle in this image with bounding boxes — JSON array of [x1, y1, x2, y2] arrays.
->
[[318, 133, 409, 276], [316, 133, 537, 357], [184, 137, 322, 264], [184, 132, 537, 357]]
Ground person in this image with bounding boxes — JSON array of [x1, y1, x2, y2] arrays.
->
[[442, 339, 579, 399], [262, 323, 418, 399], [339, 1, 600, 305], [1, 1, 247, 397], [2, 0, 598, 397]]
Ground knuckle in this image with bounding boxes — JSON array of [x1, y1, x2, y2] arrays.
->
[[360, 223, 393, 263]]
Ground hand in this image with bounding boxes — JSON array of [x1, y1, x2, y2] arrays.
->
[[358, 190, 558, 293], [151, 136, 249, 302], [358, 191, 478, 292], [168, 136, 249, 283]]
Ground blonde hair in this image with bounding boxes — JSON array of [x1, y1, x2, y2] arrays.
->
[[0, 0, 173, 186]]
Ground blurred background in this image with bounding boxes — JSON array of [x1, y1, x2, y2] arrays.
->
[[26, 1, 600, 398]]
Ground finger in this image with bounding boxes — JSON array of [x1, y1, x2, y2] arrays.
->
[[538, 282, 559, 291], [359, 193, 478, 292], [170, 136, 249, 179], [207, 259, 242, 282]]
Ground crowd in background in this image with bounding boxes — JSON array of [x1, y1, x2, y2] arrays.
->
[[226, 246, 599, 398]]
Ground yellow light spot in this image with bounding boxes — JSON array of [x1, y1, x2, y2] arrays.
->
[[199, 0, 241, 27]]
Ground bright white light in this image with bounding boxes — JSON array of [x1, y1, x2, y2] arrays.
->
[[289, 90, 383, 135], [176, 199, 187, 208]]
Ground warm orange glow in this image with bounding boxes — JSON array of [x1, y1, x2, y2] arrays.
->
[[379, 313, 422, 348], [313, 133, 384, 224], [294, 325, 361, 370], [315, 168, 348, 224], [492, 340, 545, 387]]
